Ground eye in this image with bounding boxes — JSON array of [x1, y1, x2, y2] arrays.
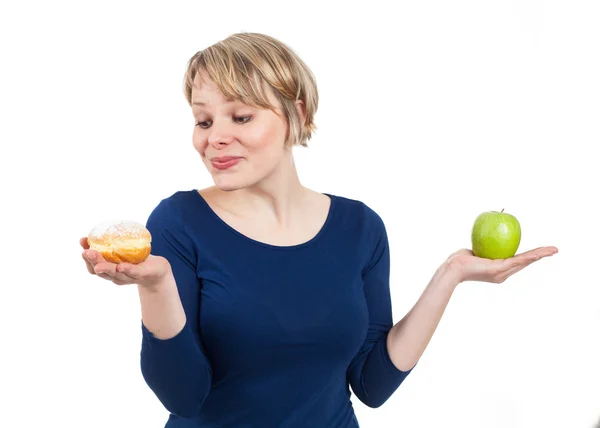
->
[[233, 115, 252, 124], [195, 116, 252, 129]]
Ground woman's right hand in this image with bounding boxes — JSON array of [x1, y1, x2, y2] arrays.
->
[[80, 237, 173, 289]]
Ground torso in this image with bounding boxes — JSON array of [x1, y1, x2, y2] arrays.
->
[[197, 186, 332, 247], [154, 189, 388, 426]]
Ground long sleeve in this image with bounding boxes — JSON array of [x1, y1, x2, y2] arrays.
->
[[140, 198, 212, 418], [346, 205, 413, 408]]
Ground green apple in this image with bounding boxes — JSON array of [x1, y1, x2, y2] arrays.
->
[[471, 209, 521, 259]]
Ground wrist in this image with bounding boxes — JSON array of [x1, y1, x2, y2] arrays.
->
[[140, 271, 176, 293], [435, 260, 463, 290]]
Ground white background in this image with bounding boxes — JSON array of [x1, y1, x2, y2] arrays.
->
[[1, 0, 599, 427]]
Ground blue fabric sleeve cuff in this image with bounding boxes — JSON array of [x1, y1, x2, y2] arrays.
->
[[141, 320, 189, 347]]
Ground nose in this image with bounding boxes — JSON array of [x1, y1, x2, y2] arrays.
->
[[207, 120, 236, 148]]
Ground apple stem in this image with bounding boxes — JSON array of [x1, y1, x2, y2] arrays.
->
[[501, 208, 504, 213]]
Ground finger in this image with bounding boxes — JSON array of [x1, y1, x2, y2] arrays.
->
[[81, 252, 95, 275], [111, 278, 132, 286], [95, 268, 134, 284], [97, 272, 113, 281], [82, 248, 110, 275], [515, 246, 558, 261], [94, 262, 134, 283], [80, 237, 90, 250], [81, 248, 127, 282], [85, 249, 108, 267], [115, 263, 143, 280], [94, 262, 115, 276], [503, 259, 536, 279], [537, 246, 559, 258], [508, 247, 557, 269], [501, 249, 556, 281], [83, 249, 103, 269]]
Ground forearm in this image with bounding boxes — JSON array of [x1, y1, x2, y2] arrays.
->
[[386, 261, 461, 371], [138, 273, 186, 339], [138, 273, 212, 418]]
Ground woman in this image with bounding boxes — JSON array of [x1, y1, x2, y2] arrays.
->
[[80, 32, 557, 427]]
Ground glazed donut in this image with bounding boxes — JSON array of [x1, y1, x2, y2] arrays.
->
[[87, 220, 152, 264]]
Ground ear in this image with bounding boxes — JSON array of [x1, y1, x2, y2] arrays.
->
[[295, 100, 307, 128]]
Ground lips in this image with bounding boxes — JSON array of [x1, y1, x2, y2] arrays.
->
[[212, 156, 241, 163], [210, 156, 242, 170]]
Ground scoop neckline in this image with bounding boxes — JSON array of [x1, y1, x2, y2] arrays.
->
[[192, 190, 336, 251]]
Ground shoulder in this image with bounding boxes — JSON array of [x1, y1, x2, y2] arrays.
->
[[149, 189, 199, 214], [326, 193, 389, 260], [144, 190, 201, 263], [146, 189, 205, 222], [327, 193, 389, 272], [328, 193, 386, 232], [145, 189, 203, 235]]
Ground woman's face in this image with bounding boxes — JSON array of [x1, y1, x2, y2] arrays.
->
[[190, 71, 291, 192]]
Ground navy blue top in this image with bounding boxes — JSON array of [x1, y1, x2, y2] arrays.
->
[[140, 190, 413, 427]]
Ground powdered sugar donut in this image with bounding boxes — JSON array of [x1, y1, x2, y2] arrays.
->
[[87, 220, 152, 264]]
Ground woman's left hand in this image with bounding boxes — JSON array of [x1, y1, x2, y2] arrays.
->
[[446, 246, 559, 284]]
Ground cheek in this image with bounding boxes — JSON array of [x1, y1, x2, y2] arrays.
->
[[249, 122, 284, 152], [192, 130, 207, 156], [253, 138, 287, 170]]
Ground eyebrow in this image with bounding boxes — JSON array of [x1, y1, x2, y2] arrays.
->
[[192, 99, 237, 106]]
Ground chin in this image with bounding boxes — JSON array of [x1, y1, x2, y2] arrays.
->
[[212, 176, 251, 192], [215, 183, 243, 192]]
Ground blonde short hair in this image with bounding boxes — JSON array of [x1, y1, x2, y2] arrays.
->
[[183, 32, 318, 148]]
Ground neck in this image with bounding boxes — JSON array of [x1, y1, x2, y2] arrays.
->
[[222, 149, 310, 228]]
